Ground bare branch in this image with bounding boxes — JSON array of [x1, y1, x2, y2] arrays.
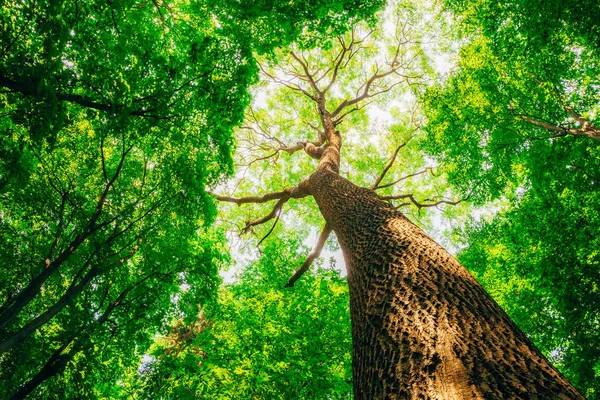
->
[[323, 30, 363, 95], [507, 85, 600, 141], [210, 183, 310, 235], [258, 62, 318, 102], [241, 196, 289, 235], [208, 189, 294, 205], [371, 139, 412, 190], [290, 51, 323, 97], [379, 193, 464, 210], [257, 207, 282, 248], [376, 167, 433, 191], [514, 112, 571, 137], [285, 224, 332, 288]]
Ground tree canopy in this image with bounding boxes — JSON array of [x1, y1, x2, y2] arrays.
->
[[422, 0, 600, 396], [1, 0, 599, 398], [0, 0, 384, 397]]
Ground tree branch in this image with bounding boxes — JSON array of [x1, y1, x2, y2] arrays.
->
[[0, 142, 130, 330], [257, 207, 282, 248], [241, 196, 289, 235], [285, 224, 332, 288], [379, 193, 464, 210], [323, 31, 362, 95], [290, 51, 323, 97], [258, 62, 318, 102], [0, 68, 212, 118], [0, 240, 140, 355], [371, 139, 412, 190], [210, 183, 310, 235], [509, 99, 600, 141], [208, 189, 294, 205]]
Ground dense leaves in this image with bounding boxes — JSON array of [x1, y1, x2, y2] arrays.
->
[[423, 0, 600, 396], [424, 0, 600, 201], [0, 0, 384, 398], [2, 0, 598, 397], [127, 235, 353, 399]]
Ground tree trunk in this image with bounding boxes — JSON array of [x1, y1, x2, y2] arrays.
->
[[308, 168, 583, 399], [10, 338, 74, 400]]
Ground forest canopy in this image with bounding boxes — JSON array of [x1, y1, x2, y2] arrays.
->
[[1, 0, 598, 398]]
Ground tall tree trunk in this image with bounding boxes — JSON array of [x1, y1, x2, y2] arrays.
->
[[308, 168, 583, 399], [10, 337, 74, 400]]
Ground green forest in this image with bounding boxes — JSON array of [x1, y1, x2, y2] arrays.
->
[[1, 0, 598, 398]]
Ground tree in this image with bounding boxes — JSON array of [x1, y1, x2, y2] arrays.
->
[[0, 0, 384, 397], [210, 8, 584, 398], [421, 0, 600, 396]]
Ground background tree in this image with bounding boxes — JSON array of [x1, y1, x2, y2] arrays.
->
[[422, 0, 600, 396], [0, 0, 384, 397]]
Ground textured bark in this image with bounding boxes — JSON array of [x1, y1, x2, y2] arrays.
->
[[226, 45, 586, 397], [307, 169, 584, 399]]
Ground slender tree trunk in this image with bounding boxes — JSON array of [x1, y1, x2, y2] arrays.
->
[[0, 266, 99, 355], [10, 337, 74, 400], [307, 168, 584, 399], [8, 284, 134, 399]]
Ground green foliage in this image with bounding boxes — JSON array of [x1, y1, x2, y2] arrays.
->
[[422, 0, 600, 396], [423, 0, 600, 202], [0, 0, 383, 397], [208, 0, 385, 53], [5, 0, 597, 397], [128, 235, 353, 399]]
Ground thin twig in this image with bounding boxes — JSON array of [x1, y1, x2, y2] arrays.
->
[[376, 167, 433, 191], [257, 207, 282, 248], [371, 139, 412, 190]]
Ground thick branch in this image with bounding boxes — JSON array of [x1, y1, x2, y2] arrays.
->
[[208, 189, 294, 205], [510, 105, 600, 141], [563, 106, 600, 140], [210, 183, 311, 235], [285, 224, 332, 288], [302, 141, 324, 159]]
